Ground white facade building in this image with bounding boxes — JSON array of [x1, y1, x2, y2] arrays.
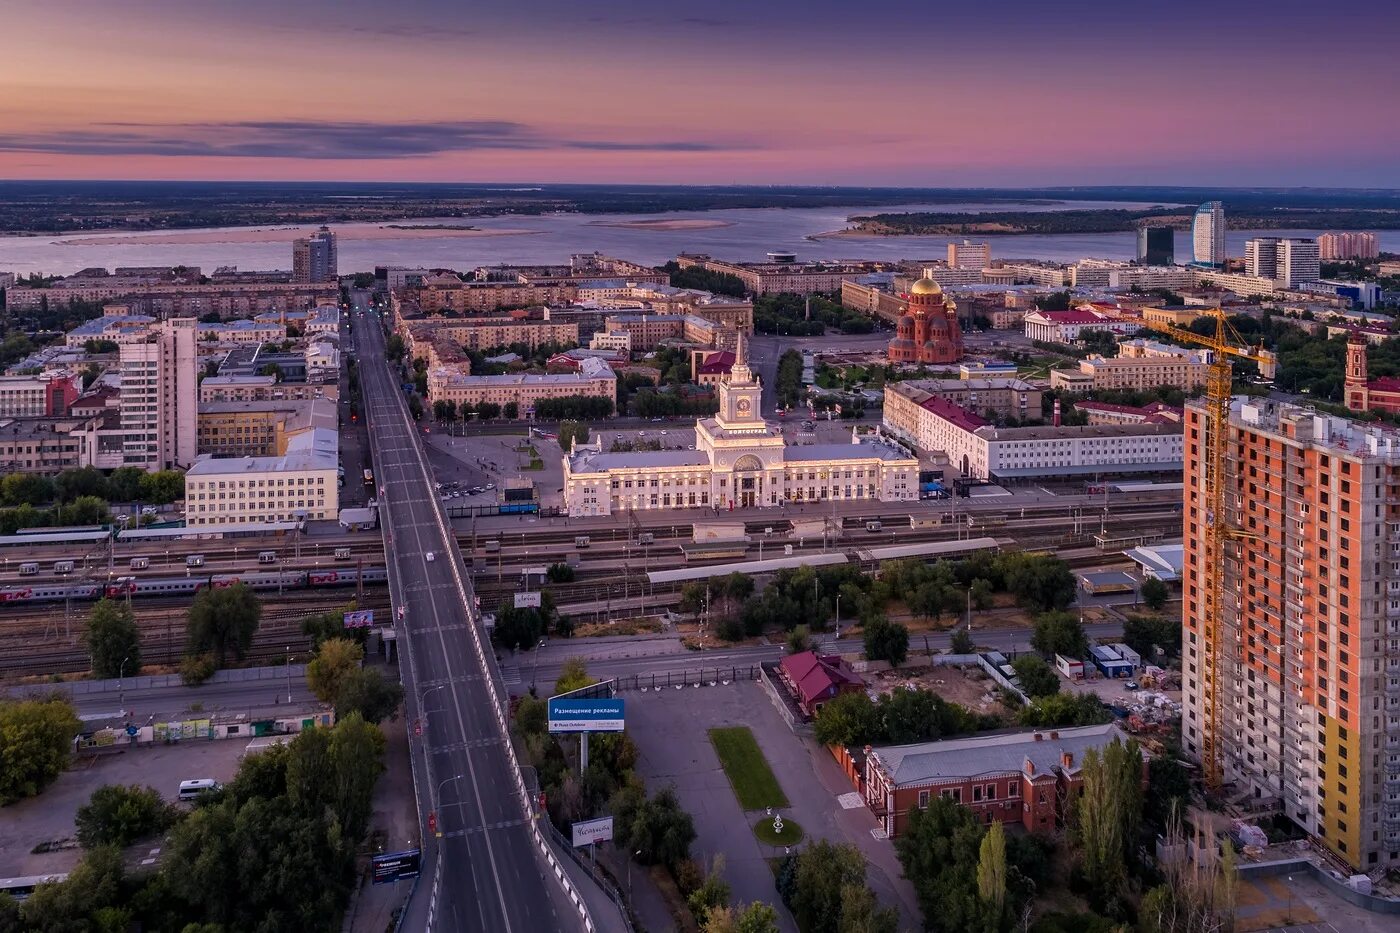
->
[[947, 241, 990, 270], [184, 428, 339, 526], [563, 339, 918, 516], [119, 318, 198, 470]]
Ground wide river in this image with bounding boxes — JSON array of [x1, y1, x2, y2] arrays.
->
[[0, 200, 1395, 276]]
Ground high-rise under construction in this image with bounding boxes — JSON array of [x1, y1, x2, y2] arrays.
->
[[1183, 397, 1400, 870]]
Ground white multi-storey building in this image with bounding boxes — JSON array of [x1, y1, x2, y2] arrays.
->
[[563, 339, 919, 516], [947, 241, 990, 270], [1192, 201, 1225, 268], [119, 318, 198, 470], [184, 428, 339, 526]]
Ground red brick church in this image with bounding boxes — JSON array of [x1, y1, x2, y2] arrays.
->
[[1345, 330, 1400, 415], [888, 277, 964, 365]]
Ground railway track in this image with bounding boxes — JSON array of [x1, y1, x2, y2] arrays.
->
[[0, 592, 392, 678]]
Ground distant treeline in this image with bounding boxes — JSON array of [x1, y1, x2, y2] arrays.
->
[[851, 206, 1400, 235]]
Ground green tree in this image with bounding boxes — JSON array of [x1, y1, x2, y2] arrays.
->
[[1011, 655, 1060, 698], [75, 784, 178, 848], [106, 466, 145, 502], [613, 784, 696, 872], [895, 798, 1001, 933], [332, 668, 404, 725], [186, 583, 261, 667], [19, 846, 126, 931], [54, 465, 107, 502], [57, 494, 111, 526], [838, 883, 899, 933], [786, 625, 813, 655], [558, 420, 590, 451], [813, 691, 880, 747], [1140, 577, 1169, 611], [687, 854, 732, 926], [1031, 612, 1089, 659], [950, 629, 976, 655], [306, 637, 363, 703], [1018, 692, 1113, 728], [1073, 737, 1143, 915], [787, 840, 869, 933], [85, 598, 141, 680], [968, 578, 994, 611], [545, 562, 575, 583], [976, 818, 1006, 918], [734, 902, 780, 933], [863, 617, 909, 665], [138, 469, 186, 504], [0, 697, 81, 804], [514, 694, 547, 737], [554, 658, 595, 695], [0, 472, 54, 506], [503, 401, 519, 419]]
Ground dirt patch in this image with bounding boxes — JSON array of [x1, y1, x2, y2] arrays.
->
[[573, 618, 663, 638], [864, 662, 1012, 718]]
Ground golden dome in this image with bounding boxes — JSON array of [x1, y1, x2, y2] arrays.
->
[[910, 277, 942, 295]]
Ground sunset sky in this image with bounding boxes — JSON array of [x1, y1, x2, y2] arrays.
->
[[1, 0, 1395, 186]]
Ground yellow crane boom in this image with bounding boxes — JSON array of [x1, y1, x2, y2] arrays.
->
[[1141, 308, 1275, 791]]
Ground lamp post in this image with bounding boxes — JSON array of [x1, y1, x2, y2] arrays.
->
[[419, 683, 448, 733], [118, 656, 130, 716], [437, 774, 463, 804], [285, 646, 293, 703], [627, 849, 643, 902]]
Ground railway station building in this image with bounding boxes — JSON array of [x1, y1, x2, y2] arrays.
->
[[562, 338, 919, 516]]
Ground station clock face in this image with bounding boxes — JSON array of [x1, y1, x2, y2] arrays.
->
[[737, 398, 751, 414]]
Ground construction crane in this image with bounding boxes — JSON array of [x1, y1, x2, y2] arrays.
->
[[1141, 308, 1276, 791]]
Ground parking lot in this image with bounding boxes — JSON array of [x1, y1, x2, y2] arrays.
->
[[625, 681, 919, 932], [0, 740, 249, 877]]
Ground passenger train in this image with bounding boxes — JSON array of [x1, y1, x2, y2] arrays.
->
[[0, 566, 388, 605]]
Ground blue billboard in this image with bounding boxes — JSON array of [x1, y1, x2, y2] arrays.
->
[[548, 698, 625, 733]]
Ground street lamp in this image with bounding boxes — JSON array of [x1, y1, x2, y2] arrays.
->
[[627, 849, 643, 901], [118, 656, 130, 716], [285, 646, 293, 703]]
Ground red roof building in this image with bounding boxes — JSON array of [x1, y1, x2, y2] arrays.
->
[[1345, 331, 1400, 415], [778, 651, 865, 717]]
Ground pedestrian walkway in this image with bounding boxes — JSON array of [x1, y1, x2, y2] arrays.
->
[[347, 709, 421, 933]]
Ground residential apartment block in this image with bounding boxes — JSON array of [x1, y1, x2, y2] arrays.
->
[[884, 378, 1043, 427], [428, 356, 616, 412], [947, 241, 991, 270], [1050, 339, 1211, 392], [0, 374, 79, 417], [119, 318, 198, 470], [674, 254, 887, 296], [1182, 398, 1400, 869], [197, 398, 337, 458], [292, 227, 338, 284], [1318, 232, 1379, 261], [198, 375, 339, 403]]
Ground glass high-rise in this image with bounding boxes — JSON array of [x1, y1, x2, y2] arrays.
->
[[1136, 226, 1174, 265], [1192, 201, 1225, 268]]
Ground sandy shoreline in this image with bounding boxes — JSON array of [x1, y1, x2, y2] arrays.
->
[[584, 218, 733, 231], [56, 225, 543, 247]]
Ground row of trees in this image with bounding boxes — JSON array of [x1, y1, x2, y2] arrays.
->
[[813, 686, 1001, 748], [774, 349, 804, 409], [431, 398, 520, 420], [0, 465, 184, 508], [631, 387, 719, 418], [753, 294, 876, 337], [534, 395, 615, 420], [2, 716, 387, 932], [664, 261, 748, 298]]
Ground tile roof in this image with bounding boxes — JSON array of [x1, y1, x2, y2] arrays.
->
[[919, 396, 989, 431], [779, 651, 863, 705]]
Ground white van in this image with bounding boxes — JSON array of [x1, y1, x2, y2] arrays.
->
[[177, 779, 220, 801]]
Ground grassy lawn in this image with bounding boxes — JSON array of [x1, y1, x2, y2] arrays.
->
[[753, 815, 804, 846], [708, 726, 789, 810]]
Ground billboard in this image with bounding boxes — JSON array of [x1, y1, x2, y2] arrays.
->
[[514, 592, 542, 609], [371, 849, 421, 884], [343, 610, 375, 629], [571, 816, 614, 848], [548, 698, 625, 733]]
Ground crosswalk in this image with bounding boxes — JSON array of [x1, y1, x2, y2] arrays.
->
[[500, 665, 521, 686]]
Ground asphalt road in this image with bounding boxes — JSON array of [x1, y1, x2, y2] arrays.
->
[[356, 312, 581, 932]]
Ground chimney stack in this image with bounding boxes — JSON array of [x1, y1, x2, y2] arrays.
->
[[1061, 751, 1073, 769], [1024, 757, 1035, 776], [1033, 732, 1043, 741], [1053, 398, 1062, 427]]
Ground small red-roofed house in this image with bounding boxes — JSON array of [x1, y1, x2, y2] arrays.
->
[[778, 650, 865, 717]]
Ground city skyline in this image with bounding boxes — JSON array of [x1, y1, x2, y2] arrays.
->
[[1, 0, 1397, 187]]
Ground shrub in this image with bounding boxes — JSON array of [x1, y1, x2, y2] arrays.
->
[[179, 653, 216, 686], [75, 784, 178, 848]]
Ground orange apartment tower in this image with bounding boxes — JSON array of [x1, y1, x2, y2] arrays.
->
[[888, 277, 963, 365], [1183, 396, 1400, 870]]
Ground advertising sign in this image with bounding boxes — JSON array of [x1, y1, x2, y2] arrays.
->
[[547, 698, 625, 733], [371, 849, 421, 884], [343, 610, 375, 629], [514, 592, 542, 609], [572, 816, 614, 848]]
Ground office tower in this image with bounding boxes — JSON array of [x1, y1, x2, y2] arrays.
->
[[119, 318, 198, 470], [947, 240, 991, 270], [1318, 232, 1379, 261], [1192, 201, 1225, 268], [292, 227, 338, 284], [1182, 397, 1400, 870], [1136, 226, 1175, 266]]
